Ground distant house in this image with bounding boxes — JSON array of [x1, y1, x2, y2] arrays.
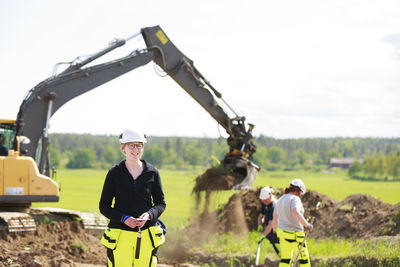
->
[[329, 158, 363, 169]]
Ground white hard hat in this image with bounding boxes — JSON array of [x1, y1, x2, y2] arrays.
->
[[290, 179, 306, 195], [119, 129, 147, 144], [259, 186, 272, 200]]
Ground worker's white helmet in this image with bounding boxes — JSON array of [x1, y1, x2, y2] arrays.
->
[[290, 179, 306, 195], [119, 129, 147, 144], [259, 186, 272, 200]]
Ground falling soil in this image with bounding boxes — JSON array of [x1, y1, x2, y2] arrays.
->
[[192, 167, 245, 193]]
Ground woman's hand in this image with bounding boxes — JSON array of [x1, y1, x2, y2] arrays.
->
[[124, 216, 138, 229], [136, 212, 150, 228]]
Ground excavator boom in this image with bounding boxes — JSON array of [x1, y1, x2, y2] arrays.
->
[[1, 25, 260, 233], [15, 26, 258, 178], [7, 25, 258, 202]]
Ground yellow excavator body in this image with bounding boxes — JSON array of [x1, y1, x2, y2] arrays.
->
[[0, 119, 59, 204], [0, 119, 107, 233], [0, 153, 59, 199]]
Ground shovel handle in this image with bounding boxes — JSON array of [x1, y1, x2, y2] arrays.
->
[[292, 217, 315, 266], [255, 231, 263, 265]]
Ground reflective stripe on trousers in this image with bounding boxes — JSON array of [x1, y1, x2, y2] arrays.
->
[[276, 228, 311, 267], [107, 228, 157, 267], [266, 232, 281, 256]]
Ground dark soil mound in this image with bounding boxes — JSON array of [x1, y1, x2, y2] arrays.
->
[[0, 220, 106, 266], [217, 189, 262, 233], [190, 188, 400, 239], [309, 193, 400, 238]]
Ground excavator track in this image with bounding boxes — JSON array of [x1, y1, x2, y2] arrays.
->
[[0, 208, 108, 236], [0, 212, 36, 232], [31, 207, 108, 236]]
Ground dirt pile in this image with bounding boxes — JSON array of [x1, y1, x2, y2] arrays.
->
[[217, 190, 260, 233], [0, 219, 106, 267], [189, 188, 400, 239], [238, 189, 399, 238], [306, 193, 400, 238]]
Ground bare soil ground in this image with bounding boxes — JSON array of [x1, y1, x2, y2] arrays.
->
[[0, 219, 106, 267]]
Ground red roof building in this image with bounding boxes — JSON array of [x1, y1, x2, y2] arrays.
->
[[329, 158, 363, 169]]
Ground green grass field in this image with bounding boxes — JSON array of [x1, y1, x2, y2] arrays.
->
[[33, 168, 400, 229], [32, 168, 400, 265]]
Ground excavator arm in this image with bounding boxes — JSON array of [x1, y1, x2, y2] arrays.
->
[[14, 25, 258, 188]]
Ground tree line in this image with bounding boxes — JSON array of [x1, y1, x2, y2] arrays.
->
[[48, 133, 400, 178], [348, 151, 400, 180]]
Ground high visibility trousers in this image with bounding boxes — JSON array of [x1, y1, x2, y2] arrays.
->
[[276, 228, 311, 267], [107, 228, 157, 267]]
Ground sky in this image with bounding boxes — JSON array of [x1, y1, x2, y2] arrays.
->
[[1, 0, 400, 139]]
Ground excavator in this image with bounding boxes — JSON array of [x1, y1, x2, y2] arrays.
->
[[0, 25, 259, 233]]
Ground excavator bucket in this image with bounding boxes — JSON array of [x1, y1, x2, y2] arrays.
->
[[224, 155, 260, 190], [231, 162, 259, 190], [192, 155, 260, 193]]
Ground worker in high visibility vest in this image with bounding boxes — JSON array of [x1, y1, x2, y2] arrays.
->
[[99, 129, 166, 266], [273, 179, 313, 267]]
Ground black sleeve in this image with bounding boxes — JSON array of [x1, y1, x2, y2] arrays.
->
[[99, 170, 125, 222], [147, 170, 166, 222], [260, 203, 267, 215], [266, 203, 274, 222]]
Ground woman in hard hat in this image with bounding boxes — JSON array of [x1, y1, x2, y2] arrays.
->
[[272, 179, 313, 267], [99, 129, 166, 267], [257, 186, 280, 256]]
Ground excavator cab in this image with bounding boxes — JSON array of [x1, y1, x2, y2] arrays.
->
[[0, 119, 15, 157]]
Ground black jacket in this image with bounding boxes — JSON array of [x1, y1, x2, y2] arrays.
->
[[99, 160, 166, 231], [260, 202, 275, 226]]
